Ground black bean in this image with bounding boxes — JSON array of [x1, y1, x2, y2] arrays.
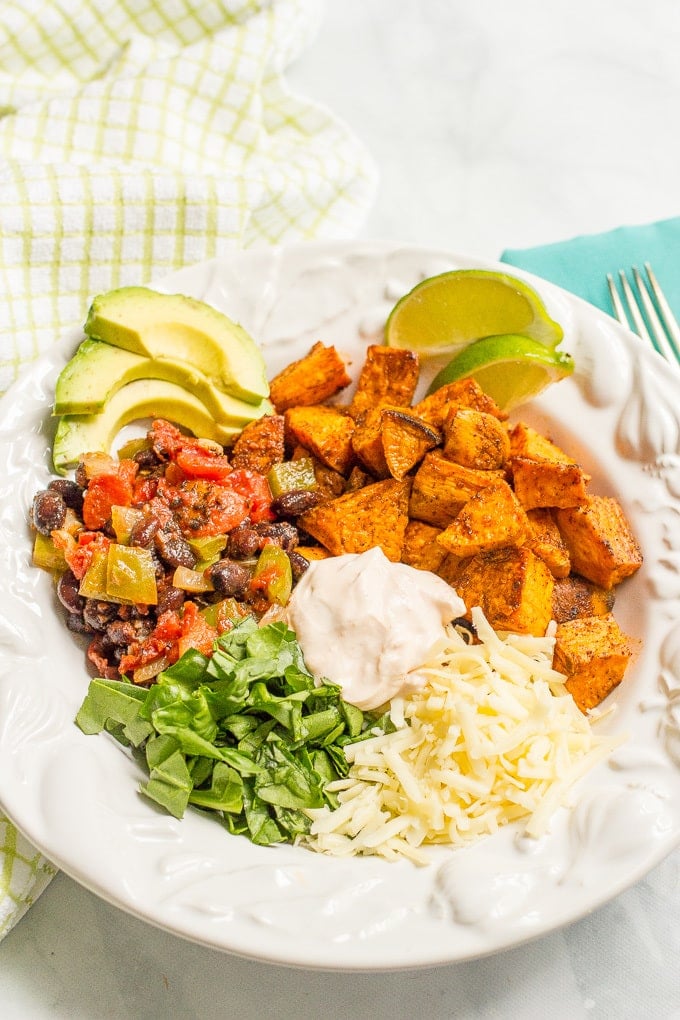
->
[[270, 489, 321, 518], [130, 512, 160, 548], [156, 584, 186, 614], [86, 635, 120, 680], [31, 489, 67, 534], [253, 521, 299, 552], [106, 618, 153, 648], [57, 570, 85, 614], [82, 599, 120, 633], [133, 448, 161, 470], [154, 528, 197, 568], [287, 550, 310, 582], [206, 559, 251, 597], [227, 524, 261, 559], [47, 478, 84, 515], [65, 612, 91, 635]]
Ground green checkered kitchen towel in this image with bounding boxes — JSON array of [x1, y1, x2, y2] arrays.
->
[[0, 0, 377, 937]]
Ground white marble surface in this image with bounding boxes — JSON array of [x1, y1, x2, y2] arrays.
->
[[3, 1, 680, 1017]]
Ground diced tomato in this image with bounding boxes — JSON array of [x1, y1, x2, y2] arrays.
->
[[157, 479, 248, 538], [175, 446, 232, 481], [118, 609, 184, 676], [61, 531, 110, 579], [82, 464, 137, 530], [133, 476, 158, 504], [164, 461, 186, 485], [118, 602, 217, 676], [177, 601, 218, 657], [225, 469, 275, 523], [149, 419, 186, 459]]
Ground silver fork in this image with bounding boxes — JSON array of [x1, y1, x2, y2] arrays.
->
[[607, 263, 680, 364]]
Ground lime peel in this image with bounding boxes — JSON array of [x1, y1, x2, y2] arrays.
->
[[385, 268, 564, 356], [426, 333, 575, 412]]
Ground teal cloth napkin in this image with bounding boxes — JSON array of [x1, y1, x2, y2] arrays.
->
[[500, 216, 680, 318]]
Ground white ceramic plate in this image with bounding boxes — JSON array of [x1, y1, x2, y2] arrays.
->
[[1, 241, 680, 971]]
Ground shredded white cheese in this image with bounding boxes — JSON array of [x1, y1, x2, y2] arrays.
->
[[303, 607, 624, 865]]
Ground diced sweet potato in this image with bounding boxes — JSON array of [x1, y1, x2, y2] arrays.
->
[[551, 575, 615, 623], [553, 614, 640, 711], [509, 422, 576, 463], [350, 408, 390, 478], [442, 406, 510, 470], [381, 410, 440, 479], [348, 346, 419, 419], [510, 456, 590, 510], [298, 478, 411, 561], [555, 496, 643, 589], [436, 480, 529, 558], [451, 545, 555, 635], [412, 378, 506, 429], [401, 519, 448, 573], [268, 341, 351, 412], [410, 451, 504, 528], [525, 507, 570, 578], [229, 414, 285, 474], [284, 405, 355, 475], [352, 407, 439, 479]]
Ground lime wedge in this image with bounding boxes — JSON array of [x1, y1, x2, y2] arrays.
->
[[426, 333, 575, 411], [385, 269, 563, 356]]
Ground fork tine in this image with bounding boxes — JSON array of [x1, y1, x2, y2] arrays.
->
[[643, 263, 680, 358], [607, 272, 630, 329], [617, 269, 652, 342], [632, 265, 678, 362]]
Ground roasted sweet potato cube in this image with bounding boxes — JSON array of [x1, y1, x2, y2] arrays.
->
[[510, 456, 590, 510], [452, 546, 555, 635], [551, 575, 615, 624], [436, 480, 529, 558], [525, 507, 570, 578], [350, 408, 390, 477], [348, 345, 419, 419], [509, 422, 576, 463], [268, 341, 351, 412], [284, 405, 355, 475], [410, 451, 503, 527], [352, 407, 439, 479], [553, 614, 640, 712], [555, 497, 643, 589], [382, 410, 440, 479], [401, 519, 449, 573], [442, 407, 510, 470], [412, 378, 506, 429], [229, 414, 285, 474], [298, 478, 411, 561]]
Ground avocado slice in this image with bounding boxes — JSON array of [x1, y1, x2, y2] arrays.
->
[[54, 337, 273, 423], [52, 378, 243, 474], [84, 286, 269, 405]]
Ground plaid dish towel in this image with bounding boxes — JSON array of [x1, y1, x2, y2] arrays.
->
[[0, 0, 377, 937]]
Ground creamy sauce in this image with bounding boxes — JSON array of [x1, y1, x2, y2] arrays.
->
[[283, 547, 465, 710]]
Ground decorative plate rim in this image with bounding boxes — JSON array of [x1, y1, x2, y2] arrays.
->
[[1, 239, 679, 971]]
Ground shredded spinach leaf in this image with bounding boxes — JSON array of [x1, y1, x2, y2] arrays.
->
[[75, 618, 391, 845]]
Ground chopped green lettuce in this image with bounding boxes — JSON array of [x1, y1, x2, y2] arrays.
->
[[75, 618, 392, 845]]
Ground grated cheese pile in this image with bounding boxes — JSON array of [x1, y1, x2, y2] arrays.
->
[[303, 608, 624, 865]]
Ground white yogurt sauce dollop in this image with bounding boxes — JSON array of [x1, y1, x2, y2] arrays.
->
[[283, 547, 466, 710]]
